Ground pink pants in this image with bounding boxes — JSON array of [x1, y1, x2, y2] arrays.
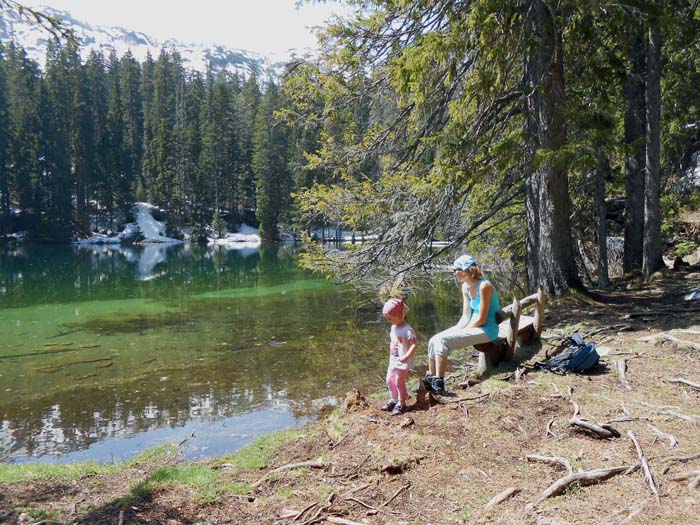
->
[[386, 368, 409, 402]]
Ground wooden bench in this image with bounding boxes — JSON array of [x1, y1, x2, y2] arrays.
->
[[473, 288, 546, 375]]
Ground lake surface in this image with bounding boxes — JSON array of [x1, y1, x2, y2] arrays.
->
[[0, 243, 460, 464]]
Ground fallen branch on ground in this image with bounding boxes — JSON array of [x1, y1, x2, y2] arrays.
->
[[526, 454, 573, 475], [293, 502, 318, 522], [658, 452, 700, 465], [670, 470, 700, 483], [628, 431, 660, 503], [327, 518, 366, 525], [618, 498, 653, 524], [545, 417, 556, 438], [638, 402, 700, 424], [570, 400, 581, 418], [526, 464, 639, 509], [551, 383, 564, 399], [485, 486, 520, 509], [536, 517, 572, 525], [636, 333, 700, 351], [648, 424, 678, 448], [300, 494, 335, 525], [582, 325, 632, 339], [251, 457, 329, 488], [570, 417, 621, 439], [665, 378, 700, 391], [606, 416, 649, 423], [381, 483, 410, 507]]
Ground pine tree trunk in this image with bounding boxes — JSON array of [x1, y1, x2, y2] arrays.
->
[[595, 152, 610, 289], [643, 16, 663, 278], [523, 0, 581, 295], [623, 19, 646, 273]]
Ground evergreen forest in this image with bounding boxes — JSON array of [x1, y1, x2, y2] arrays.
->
[[1, 1, 700, 296]]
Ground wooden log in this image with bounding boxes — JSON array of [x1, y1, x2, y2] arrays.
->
[[506, 297, 520, 361], [534, 287, 546, 337]]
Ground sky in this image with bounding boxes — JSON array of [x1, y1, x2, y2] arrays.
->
[[28, 0, 352, 56]]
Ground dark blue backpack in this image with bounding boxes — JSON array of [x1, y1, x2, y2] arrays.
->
[[537, 333, 600, 374]]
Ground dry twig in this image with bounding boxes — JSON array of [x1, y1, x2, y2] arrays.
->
[[293, 502, 318, 522], [658, 452, 700, 465], [628, 431, 660, 502], [526, 454, 573, 475], [485, 486, 520, 508], [545, 417, 556, 438], [648, 423, 678, 448], [381, 483, 411, 507], [251, 457, 328, 488], [636, 333, 700, 350], [665, 378, 700, 391], [327, 518, 366, 525]]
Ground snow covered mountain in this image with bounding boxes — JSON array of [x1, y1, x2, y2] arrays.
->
[[0, 5, 294, 75]]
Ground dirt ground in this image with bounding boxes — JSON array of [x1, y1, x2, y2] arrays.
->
[[1, 266, 700, 525]]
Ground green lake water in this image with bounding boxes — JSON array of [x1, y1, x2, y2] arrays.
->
[[0, 242, 462, 464]]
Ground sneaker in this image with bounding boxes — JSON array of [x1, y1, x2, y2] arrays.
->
[[431, 377, 448, 396], [390, 403, 407, 416], [380, 400, 397, 411]]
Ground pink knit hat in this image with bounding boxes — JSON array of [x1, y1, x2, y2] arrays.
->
[[382, 298, 409, 318]]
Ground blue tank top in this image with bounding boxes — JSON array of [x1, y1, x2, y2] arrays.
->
[[464, 279, 500, 341]]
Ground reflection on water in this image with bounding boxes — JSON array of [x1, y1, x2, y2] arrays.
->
[[0, 243, 459, 463]]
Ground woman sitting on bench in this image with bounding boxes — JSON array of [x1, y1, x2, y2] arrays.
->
[[424, 254, 500, 394]]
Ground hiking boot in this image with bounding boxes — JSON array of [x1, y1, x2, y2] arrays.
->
[[431, 377, 448, 395], [421, 373, 435, 392], [390, 403, 407, 416], [380, 400, 397, 412]]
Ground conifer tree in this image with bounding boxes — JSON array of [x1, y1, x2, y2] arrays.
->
[[253, 82, 291, 240], [5, 42, 41, 218], [140, 51, 155, 202], [0, 44, 10, 237], [238, 71, 260, 214], [119, 50, 143, 212], [41, 40, 77, 240]]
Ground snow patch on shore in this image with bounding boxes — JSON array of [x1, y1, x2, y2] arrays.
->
[[74, 202, 262, 246]]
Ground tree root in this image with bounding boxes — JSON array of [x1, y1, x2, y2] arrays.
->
[[485, 486, 520, 509], [526, 464, 639, 509], [251, 457, 329, 489]]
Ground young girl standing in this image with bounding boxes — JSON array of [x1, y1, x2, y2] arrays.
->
[[381, 298, 418, 415]]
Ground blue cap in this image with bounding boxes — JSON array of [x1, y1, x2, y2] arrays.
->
[[453, 254, 478, 271]]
